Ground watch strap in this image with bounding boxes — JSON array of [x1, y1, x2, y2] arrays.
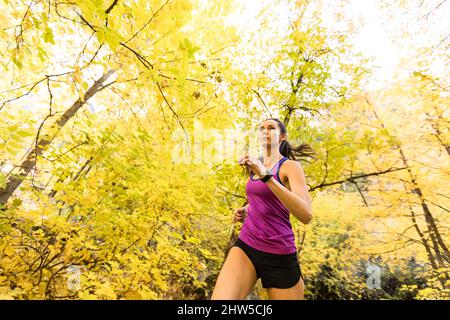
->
[[261, 170, 273, 183]]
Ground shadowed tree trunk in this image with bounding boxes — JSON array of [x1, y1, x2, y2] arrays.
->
[[0, 70, 115, 205], [366, 95, 449, 288]]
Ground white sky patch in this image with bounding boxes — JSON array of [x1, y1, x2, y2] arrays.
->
[[349, 1, 400, 90], [230, 0, 449, 91], [318, 0, 402, 90]]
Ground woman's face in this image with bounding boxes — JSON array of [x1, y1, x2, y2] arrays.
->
[[258, 119, 283, 147]]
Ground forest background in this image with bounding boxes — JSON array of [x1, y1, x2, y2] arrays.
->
[[0, 0, 448, 299]]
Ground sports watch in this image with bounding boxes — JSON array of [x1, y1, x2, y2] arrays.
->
[[260, 169, 274, 183]]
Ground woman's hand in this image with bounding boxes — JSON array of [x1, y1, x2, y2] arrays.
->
[[238, 154, 267, 177], [233, 206, 247, 223]]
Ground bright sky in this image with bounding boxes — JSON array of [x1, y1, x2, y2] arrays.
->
[[340, 0, 400, 90], [229, 0, 449, 91], [337, 0, 449, 90]]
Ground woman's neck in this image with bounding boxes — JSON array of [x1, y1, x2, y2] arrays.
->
[[262, 147, 283, 168]]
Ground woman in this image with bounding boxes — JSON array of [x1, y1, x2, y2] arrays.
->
[[211, 117, 317, 300]]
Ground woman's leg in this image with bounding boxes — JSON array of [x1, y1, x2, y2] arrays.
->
[[266, 277, 304, 300], [210, 246, 258, 300]]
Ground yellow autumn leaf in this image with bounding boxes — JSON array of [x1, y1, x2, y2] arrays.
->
[[95, 282, 117, 300]]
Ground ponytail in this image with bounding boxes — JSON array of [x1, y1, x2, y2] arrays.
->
[[280, 139, 317, 163]]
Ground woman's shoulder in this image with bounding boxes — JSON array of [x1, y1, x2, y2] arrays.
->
[[284, 159, 302, 166], [279, 159, 302, 174], [281, 159, 297, 167]]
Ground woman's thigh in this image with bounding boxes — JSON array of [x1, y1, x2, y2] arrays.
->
[[210, 246, 258, 300], [266, 277, 304, 300]]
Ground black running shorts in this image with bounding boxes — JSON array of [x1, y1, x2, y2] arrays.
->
[[233, 237, 303, 289]]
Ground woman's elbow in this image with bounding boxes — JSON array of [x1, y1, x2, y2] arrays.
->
[[301, 212, 313, 225]]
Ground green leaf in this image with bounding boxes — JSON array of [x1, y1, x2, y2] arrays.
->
[[0, 173, 6, 189], [43, 26, 55, 44], [8, 141, 22, 149], [7, 124, 18, 132], [12, 57, 23, 69], [186, 237, 201, 245], [15, 130, 33, 137], [11, 198, 22, 207], [92, 0, 103, 8], [31, 16, 40, 28], [102, 27, 124, 50], [179, 38, 200, 58], [37, 47, 48, 62], [97, 29, 105, 44]]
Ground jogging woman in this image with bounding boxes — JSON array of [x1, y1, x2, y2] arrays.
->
[[211, 117, 316, 300]]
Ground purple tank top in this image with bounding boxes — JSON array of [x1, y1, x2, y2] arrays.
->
[[239, 156, 297, 254]]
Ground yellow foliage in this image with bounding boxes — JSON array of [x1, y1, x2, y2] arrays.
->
[[0, 0, 448, 301]]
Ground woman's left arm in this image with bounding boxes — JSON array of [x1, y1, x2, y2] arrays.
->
[[266, 161, 312, 224]]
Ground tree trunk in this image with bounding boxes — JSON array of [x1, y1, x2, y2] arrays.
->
[[0, 70, 115, 205]]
